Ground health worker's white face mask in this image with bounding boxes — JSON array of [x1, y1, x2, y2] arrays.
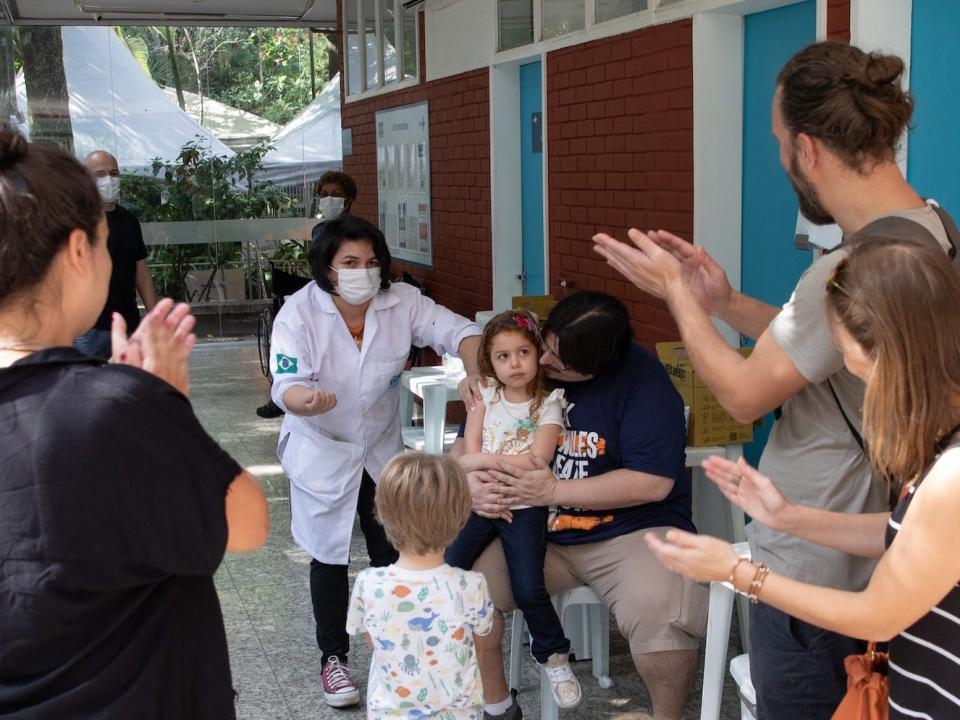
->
[[317, 196, 346, 220], [333, 266, 381, 305], [96, 175, 120, 203]]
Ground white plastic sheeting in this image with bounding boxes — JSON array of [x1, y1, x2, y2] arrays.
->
[[159, 87, 280, 151], [16, 26, 234, 169], [259, 72, 343, 187], [15, 25, 346, 194]]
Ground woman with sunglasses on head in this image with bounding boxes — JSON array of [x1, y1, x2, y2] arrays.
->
[[648, 238, 960, 720]]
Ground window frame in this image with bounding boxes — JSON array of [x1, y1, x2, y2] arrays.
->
[[496, 0, 695, 54], [344, 0, 420, 102]]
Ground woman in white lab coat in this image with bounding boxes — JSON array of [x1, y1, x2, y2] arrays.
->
[[269, 214, 482, 708]]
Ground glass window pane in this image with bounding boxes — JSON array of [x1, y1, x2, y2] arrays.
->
[[363, 0, 379, 90], [14, 23, 327, 337], [596, 0, 647, 24], [401, 5, 418, 80], [0, 28, 22, 138], [380, 0, 397, 84], [345, 0, 360, 95], [543, 0, 585, 40], [498, 0, 533, 51]]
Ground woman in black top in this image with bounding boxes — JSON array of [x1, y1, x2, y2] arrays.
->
[[646, 238, 960, 719], [0, 130, 269, 718]]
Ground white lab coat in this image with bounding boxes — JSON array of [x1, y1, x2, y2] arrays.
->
[[270, 281, 481, 564]]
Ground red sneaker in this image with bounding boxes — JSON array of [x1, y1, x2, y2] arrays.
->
[[321, 656, 360, 707]]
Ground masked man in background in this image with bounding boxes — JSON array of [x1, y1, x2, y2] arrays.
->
[[75, 150, 157, 359]]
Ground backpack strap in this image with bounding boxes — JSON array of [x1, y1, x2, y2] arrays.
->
[[929, 203, 960, 259], [827, 378, 865, 453], [849, 202, 960, 261]]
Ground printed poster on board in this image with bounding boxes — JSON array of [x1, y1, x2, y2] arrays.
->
[[376, 101, 431, 266]]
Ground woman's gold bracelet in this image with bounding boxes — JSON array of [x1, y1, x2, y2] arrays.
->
[[747, 563, 771, 604]]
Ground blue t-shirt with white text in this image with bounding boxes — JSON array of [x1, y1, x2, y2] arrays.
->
[[549, 342, 694, 544]]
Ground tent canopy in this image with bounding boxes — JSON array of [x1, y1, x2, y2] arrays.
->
[[160, 87, 280, 151], [16, 26, 234, 170], [16, 26, 345, 190], [259, 72, 343, 187]]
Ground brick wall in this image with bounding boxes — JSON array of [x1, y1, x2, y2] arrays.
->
[[546, 20, 691, 348], [338, 12, 491, 319], [827, 0, 851, 43], [336, 11, 692, 346]]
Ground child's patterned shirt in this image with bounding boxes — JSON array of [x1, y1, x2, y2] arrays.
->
[[479, 383, 565, 456], [346, 563, 494, 719]]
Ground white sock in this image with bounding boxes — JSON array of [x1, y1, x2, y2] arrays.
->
[[484, 696, 513, 716]]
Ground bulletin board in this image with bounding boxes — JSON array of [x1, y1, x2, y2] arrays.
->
[[376, 101, 432, 266]]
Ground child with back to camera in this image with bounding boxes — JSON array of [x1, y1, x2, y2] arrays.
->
[[347, 452, 494, 720], [445, 309, 581, 711]]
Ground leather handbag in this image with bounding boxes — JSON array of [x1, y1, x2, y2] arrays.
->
[[831, 642, 889, 720]]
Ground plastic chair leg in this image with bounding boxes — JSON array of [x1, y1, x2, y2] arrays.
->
[[509, 609, 524, 692], [540, 664, 559, 720], [699, 581, 736, 720], [588, 603, 613, 688]]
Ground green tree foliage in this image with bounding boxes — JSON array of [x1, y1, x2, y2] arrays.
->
[[121, 140, 294, 222], [120, 27, 334, 126], [120, 139, 298, 301]]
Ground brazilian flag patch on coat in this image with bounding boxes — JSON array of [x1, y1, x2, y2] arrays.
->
[[276, 353, 298, 374]]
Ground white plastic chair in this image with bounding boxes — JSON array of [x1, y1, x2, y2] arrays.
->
[[509, 586, 613, 720], [700, 541, 753, 720]]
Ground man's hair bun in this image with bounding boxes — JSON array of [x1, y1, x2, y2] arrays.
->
[[864, 54, 904, 87]]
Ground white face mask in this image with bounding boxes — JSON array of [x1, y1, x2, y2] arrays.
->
[[317, 196, 346, 220], [333, 266, 381, 305], [96, 175, 120, 203]]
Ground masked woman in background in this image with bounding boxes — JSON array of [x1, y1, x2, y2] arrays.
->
[[257, 170, 360, 419]]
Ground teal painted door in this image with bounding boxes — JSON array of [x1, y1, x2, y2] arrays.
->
[[520, 60, 545, 295], [908, 0, 960, 214], [740, 0, 816, 465]]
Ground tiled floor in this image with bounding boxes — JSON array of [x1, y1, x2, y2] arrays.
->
[[191, 340, 746, 720]]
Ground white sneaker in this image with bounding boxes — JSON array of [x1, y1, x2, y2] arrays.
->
[[543, 652, 581, 709]]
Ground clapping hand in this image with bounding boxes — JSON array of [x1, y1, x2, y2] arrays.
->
[[645, 529, 739, 583], [647, 230, 733, 316], [593, 228, 732, 316], [703, 455, 791, 531], [111, 298, 196, 396], [593, 228, 684, 300]]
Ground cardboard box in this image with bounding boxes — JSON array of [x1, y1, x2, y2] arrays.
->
[[656, 341, 754, 447], [512, 295, 557, 321]]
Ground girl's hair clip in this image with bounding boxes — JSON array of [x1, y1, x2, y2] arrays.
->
[[513, 314, 534, 332]]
